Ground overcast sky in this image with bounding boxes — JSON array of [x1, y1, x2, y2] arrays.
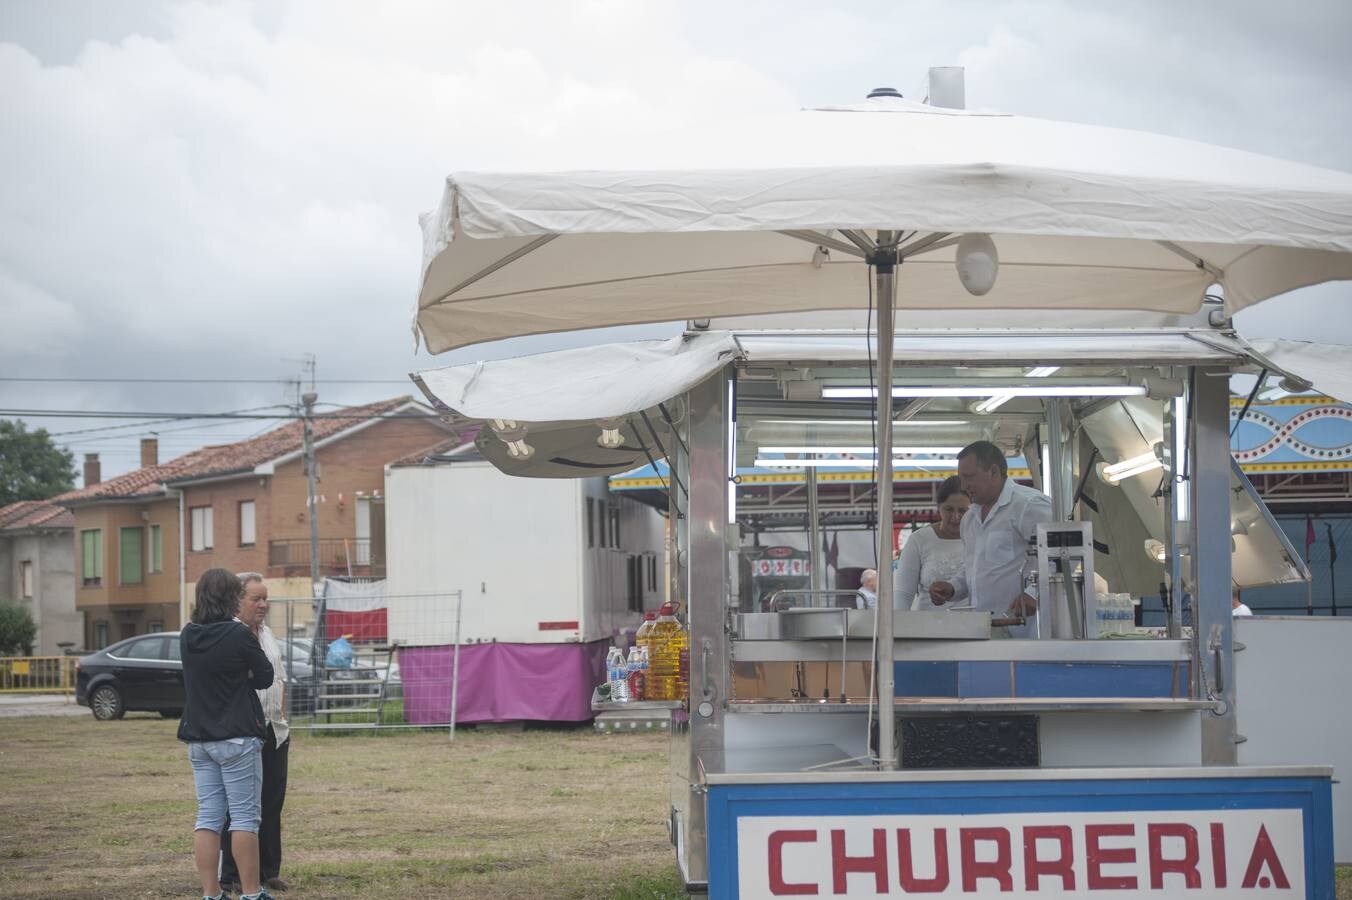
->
[[2, 0, 1351, 480]]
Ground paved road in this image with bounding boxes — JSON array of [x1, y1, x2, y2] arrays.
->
[[0, 693, 87, 718]]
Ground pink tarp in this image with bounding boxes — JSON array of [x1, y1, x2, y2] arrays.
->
[[401, 640, 609, 724]]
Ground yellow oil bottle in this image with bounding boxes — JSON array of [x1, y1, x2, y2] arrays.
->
[[648, 601, 689, 701]]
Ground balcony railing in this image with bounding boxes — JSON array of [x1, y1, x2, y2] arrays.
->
[[268, 538, 382, 577]]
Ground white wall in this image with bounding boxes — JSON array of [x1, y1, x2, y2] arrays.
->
[[1234, 616, 1352, 863], [384, 463, 664, 646], [1, 531, 80, 655]]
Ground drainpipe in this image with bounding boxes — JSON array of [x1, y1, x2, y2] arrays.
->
[[174, 489, 188, 627]]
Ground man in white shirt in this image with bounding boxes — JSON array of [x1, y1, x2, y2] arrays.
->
[[1232, 588, 1254, 617], [221, 573, 290, 893], [930, 441, 1053, 632]]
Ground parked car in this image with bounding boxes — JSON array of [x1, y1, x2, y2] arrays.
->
[[76, 632, 184, 721], [76, 631, 322, 721]]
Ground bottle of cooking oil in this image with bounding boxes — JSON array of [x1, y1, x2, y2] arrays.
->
[[648, 601, 690, 701]]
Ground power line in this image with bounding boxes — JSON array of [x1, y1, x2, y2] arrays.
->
[[46, 406, 293, 437], [0, 377, 411, 384], [2, 408, 440, 421]]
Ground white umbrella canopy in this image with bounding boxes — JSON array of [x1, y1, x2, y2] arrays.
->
[[415, 96, 1352, 354]]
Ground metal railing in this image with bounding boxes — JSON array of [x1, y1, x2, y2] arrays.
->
[[0, 656, 78, 693], [267, 538, 383, 576]]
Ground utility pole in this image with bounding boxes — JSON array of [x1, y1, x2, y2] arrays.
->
[[302, 390, 320, 599]]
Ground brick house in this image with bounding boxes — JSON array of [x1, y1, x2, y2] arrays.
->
[[57, 397, 453, 648], [0, 500, 80, 654]]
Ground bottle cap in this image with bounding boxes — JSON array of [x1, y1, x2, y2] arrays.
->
[[644, 611, 657, 620], [659, 601, 677, 616]]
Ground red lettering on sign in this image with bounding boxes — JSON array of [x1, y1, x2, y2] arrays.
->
[[1023, 825, 1075, 891], [768, 830, 818, 896], [1086, 824, 1138, 890], [959, 827, 1012, 892], [831, 828, 888, 894], [1147, 823, 1201, 889], [1211, 823, 1228, 888], [1240, 825, 1291, 890], [896, 828, 950, 893]]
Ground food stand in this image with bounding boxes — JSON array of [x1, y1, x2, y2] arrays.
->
[[406, 79, 1352, 897]]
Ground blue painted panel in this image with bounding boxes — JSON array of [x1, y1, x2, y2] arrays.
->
[[1014, 661, 1177, 698], [893, 661, 958, 698], [957, 660, 1013, 698], [705, 775, 1334, 899]]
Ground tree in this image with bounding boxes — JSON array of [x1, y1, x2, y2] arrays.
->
[[0, 602, 37, 656], [0, 420, 76, 507]]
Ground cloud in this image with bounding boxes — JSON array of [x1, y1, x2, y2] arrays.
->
[[1, 0, 1351, 478]]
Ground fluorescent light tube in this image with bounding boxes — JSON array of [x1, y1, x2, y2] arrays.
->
[[758, 446, 964, 455], [756, 419, 970, 427], [822, 385, 1146, 399], [1102, 459, 1163, 484], [755, 458, 960, 469]]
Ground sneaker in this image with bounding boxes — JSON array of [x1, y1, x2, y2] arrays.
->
[[240, 891, 274, 900], [265, 877, 290, 891]]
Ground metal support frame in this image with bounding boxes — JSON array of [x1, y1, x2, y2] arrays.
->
[[806, 463, 823, 592], [872, 235, 898, 770], [1192, 368, 1237, 764], [678, 370, 733, 884]]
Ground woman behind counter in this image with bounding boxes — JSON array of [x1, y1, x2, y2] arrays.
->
[[894, 475, 971, 610], [178, 568, 275, 900]]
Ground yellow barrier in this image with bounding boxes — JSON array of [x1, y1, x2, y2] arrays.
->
[[0, 656, 78, 694]]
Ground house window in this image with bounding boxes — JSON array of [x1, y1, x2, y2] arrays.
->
[[610, 506, 621, 549], [81, 530, 102, 586], [648, 555, 657, 592], [119, 527, 144, 585], [147, 621, 163, 634], [239, 500, 256, 547], [149, 524, 163, 573], [94, 621, 109, 649], [191, 506, 214, 552], [627, 555, 643, 612], [20, 561, 33, 598], [586, 498, 595, 548]]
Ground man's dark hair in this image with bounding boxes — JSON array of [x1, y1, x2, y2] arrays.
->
[[936, 474, 970, 504], [192, 568, 243, 624], [958, 440, 1008, 476]]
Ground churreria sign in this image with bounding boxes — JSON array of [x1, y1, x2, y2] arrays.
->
[[736, 810, 1304, 898]]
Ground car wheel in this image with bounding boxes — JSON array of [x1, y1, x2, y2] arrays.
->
[[91, 685, 124, 721], [159, 709, 182, 719]]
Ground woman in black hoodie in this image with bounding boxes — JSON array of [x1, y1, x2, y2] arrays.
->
[[179, 568, 274, 900]]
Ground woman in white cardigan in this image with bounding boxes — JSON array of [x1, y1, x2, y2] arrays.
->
[[894, 476, 971, 610]]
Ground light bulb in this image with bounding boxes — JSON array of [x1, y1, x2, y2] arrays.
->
[[956, 233, 999, 296], [596, 418, 626, 449], [506, 439, 535, 460]]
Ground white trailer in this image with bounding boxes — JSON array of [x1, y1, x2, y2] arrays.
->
[[384, 458, 665, 646]]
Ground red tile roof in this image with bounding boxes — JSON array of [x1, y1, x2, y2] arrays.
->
[[386, 430, 480, 468], [57, 396, 431, 505], [0, 500, 74, 532]]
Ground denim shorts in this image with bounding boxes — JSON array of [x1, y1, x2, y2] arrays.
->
[[188, 737, 263, 833]]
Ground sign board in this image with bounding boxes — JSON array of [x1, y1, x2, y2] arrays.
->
[[706, 774, 1333, 899]]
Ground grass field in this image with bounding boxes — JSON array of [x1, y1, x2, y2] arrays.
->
[[0, 714, 688, 899], [4, 713, 1350, 899]]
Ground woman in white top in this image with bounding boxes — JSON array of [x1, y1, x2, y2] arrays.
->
[[894, 476, 971, 610]]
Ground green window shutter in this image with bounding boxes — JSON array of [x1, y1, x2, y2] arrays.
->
[[120, 527, 143, 585], [150, 524, 162, 573], [82, 530, 103, 585]]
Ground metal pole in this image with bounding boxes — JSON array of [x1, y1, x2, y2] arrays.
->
[[302, 392, 320, 601], [449, 590, 463, 741], [1193, 369, 1236, 765], [806, 460, 823, 593], [1045, 399, 1068, 521], [1329, 523, 1338, 617], [873, 234, 898, 770]]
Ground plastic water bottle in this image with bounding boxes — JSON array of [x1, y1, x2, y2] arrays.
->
[[606, 646, 629, 702], [626, 646, 645, 701]]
